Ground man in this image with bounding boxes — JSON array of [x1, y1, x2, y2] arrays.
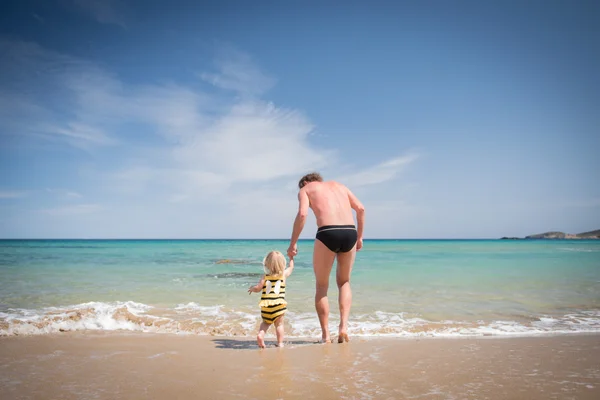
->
[[287, 172, 365, 343]]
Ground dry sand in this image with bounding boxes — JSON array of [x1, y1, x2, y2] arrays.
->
[[1, 333, 599, 399]]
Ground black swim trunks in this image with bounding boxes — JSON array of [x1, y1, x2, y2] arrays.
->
[[316, 225, 358, 253]]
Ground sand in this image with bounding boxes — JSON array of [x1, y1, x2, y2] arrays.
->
[[1, 333, 599, 399]]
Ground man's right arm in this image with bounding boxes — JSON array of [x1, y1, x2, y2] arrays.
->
[[288, 189, 309, 257], [347, 188, 365, 245]]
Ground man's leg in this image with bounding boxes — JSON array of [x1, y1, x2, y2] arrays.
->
[[336, 245, 356, 342], [313, 239, 336, 342]]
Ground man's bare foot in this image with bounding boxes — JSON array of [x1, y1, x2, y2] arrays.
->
[[318, 337, 331, 344], [337, 332, 349, 343], [257, 334, 266, 349], [276, 342, 285, 348]]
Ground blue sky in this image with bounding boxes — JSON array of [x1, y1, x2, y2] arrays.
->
[[0, 0, 598, 239]]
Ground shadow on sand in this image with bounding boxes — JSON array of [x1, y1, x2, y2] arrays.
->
[[212, 339, 319, 350]]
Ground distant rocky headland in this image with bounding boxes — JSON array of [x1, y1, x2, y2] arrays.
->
[[501, 229, 600, 240]]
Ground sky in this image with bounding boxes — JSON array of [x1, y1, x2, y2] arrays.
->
[[0, 0, 598, 239]]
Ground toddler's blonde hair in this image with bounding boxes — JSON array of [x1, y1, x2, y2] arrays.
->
[[263, 250, 286, 276]]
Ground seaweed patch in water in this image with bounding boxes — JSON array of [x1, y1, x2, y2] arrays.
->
[[213, 259, 249, 264], [196, 272, 262, 279]]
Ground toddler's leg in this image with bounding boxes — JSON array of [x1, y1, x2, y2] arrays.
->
[[274, 316, 285, 347], [257, 322, 269, 349]]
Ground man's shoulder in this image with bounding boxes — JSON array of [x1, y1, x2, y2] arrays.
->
[[305, 180, 348, 192], [327, 180, 349, 190]]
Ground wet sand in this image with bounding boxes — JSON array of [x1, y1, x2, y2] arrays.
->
[[1, 333, 599, 399]]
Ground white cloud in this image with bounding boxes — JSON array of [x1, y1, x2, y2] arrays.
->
[[50, 122, 118, 149], [66, 191, 83, 199], [0, 39, 119, 149], [1, 39, 418, 238], [337, 153, 419, 187], [171, 101, 333, 183], [199, 46, 276, 95], [45, 189, 84, 200]]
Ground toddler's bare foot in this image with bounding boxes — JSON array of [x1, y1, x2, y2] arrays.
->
[[337, 332, 349, 343], [257, 334, 265, 349], [276, 342, 284, 348]]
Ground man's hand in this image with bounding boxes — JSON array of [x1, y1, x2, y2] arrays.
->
[[287, 243, 298, 258], [356, 238, 363, 251]]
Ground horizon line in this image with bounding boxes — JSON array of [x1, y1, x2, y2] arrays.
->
[[0, 237, 573, 241]]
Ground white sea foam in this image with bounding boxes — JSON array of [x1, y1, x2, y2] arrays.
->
[[1, 302, 599, 338], [558, 247, 598, 252], [0, 301, 160, 336], [175, 302, 222, 317]]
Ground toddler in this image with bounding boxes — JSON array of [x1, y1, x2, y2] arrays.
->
[[248, 250, 294, 348]]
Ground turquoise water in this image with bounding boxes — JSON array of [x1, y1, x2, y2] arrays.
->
[[1, 239, 599, 337]]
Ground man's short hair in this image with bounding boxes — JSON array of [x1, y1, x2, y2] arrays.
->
[[298, 172, 323, 189]]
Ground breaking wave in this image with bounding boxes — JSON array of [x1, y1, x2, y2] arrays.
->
[[1, 301, 599, 338]]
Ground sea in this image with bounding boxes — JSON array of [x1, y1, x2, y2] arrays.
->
[[1, 239, 599, 338]]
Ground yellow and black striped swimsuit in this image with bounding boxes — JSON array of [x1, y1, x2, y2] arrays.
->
[[258, 274, 287, 324]]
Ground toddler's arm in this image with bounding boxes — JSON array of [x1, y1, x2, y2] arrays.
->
[[248, 275, 265, 294], [284, 258, 295, 278]]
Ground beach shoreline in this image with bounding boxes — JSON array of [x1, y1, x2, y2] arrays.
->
[[2, 331, 599, 399], [3, 239, 599, 339]]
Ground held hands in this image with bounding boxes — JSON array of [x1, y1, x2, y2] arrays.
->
[[356, 238, 363, 251], [287, 243, 297, 258]]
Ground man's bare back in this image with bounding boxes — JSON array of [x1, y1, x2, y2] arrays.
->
[[302, 181, 357, 227], [288, 179, 365, 255]]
